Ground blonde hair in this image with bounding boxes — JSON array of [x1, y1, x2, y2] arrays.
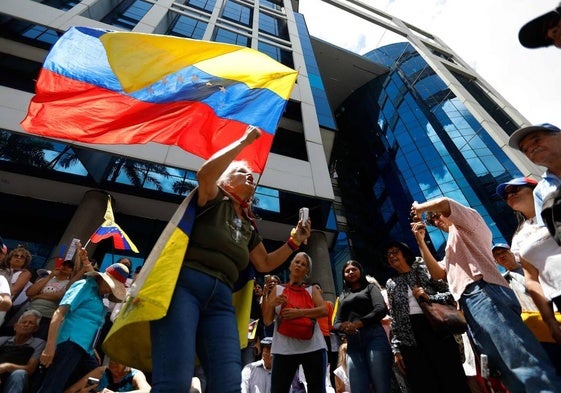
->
[[293, 252, 312, 276], [217, 160, 253, 187], [6, 246, 32, 269]]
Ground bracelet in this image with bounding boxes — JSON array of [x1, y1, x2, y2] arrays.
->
[[286, 237, 300, 251]]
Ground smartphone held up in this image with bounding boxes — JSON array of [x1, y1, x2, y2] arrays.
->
[[299, 207, 309, 224]]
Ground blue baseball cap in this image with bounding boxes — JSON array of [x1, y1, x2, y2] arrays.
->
[[508, 123, 560, 150], [496, 177, 539, 198], [491, 243, 510, 252]]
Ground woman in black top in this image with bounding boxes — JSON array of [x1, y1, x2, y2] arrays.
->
[[333, 260, 392, 393]]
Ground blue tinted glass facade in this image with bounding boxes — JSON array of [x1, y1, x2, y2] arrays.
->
[[214, 28, 250, 47], [257, 41, 293, 68], [168, 15, 207, 39], [33, 0, 79, 10], [184, 0, 217, 12], [294, 13, 336, 130], [259, 12, 289, 40], [102, 0, 153, 30], [332, 42, 522, 281], [222, 0, 252, 26], [259, 0, 283, 12]]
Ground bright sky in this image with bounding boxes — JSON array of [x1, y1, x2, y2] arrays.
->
[[299, 0, 561, 128]]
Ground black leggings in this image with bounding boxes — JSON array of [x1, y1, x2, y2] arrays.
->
[[271, 349, 326, 393]]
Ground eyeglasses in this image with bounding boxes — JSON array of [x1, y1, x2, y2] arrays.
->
[[386, 248, 401, 257], [425, 213, 442, 227], [12, 254, 26, 259], [502, 185, 527, 200]]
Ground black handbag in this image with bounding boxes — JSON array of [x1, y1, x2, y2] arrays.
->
[[414, 270, 467, 336], [417, 298, 467, 336]]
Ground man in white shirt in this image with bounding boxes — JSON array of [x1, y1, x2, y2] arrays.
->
[[241, 337, 272, 393]]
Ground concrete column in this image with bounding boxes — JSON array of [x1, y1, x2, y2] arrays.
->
[[306, 230, 336, 303], [48, 190, 111, 268]]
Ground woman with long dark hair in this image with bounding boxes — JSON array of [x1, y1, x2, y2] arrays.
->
[[385, 241, 470, 393], [333, 260, 392, 393]]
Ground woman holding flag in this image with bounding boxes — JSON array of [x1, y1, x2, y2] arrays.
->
[[150, 125, 311, 393]]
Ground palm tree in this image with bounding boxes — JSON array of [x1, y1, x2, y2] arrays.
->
[[172, 179, 197, 195], [107, 157, 171, 191], [0, 131, 53, 167]]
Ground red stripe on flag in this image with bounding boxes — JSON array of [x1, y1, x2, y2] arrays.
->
[[22, 70, 274, 173]]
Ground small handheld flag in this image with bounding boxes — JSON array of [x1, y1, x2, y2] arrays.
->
[[89, 196, 139, 253]]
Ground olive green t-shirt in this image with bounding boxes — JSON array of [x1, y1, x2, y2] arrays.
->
[[183, 190, 261, 287]]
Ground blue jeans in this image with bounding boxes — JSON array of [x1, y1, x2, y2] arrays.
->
[[3, 369, 28, 393], [460, 280, 561, 393], [37, 341, 98, 393], [346, 324, 392, 393], [151, 267, 241, 393]]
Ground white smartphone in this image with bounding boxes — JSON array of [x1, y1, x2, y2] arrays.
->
[[299, 207, 309, 223]]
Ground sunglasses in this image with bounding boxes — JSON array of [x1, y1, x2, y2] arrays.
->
[[12, 254, 26, 259], [424, 212, 442, 226], [501, 185, 529, 200]]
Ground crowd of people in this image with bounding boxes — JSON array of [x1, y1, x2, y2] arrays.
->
[[1, 124, 561, 393]]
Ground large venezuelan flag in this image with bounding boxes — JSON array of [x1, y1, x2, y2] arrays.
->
[[20, 26, 298, 173], [90, 197, 139, 253], [103, 188, 255, 371]]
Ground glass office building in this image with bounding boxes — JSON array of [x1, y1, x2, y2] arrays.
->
[[330, 42, 527, 281]]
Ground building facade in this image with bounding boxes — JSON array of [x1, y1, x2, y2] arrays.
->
[[0, 0, 541, 291], [330, 42, 530, 281], [0, 0, 339, 296]]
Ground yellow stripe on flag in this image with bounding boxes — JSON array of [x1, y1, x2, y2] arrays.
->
[[100, 32, 297, 99]]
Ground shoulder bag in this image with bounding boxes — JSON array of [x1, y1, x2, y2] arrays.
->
[[277, 285, 316, 340], [414, 271, 467, 337]]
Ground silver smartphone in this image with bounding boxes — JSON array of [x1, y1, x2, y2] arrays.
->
[[299, 207, 309, 223]]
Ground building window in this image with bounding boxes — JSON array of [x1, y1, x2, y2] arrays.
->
[[258, 12, 288, 40], [101, 0, 153, 30], [0, 18, 59, 49], [184, 0, 217, 13], [270, 127, 307, 160], [0, 54, 42, 93], [257, 41, 293, 68], [259, 0, 283, 12], [32, 0, 80, 10], [168, 15, 207, 39], [221, 0, 252, 26], [0, 130, 89, 177], [213, 27, 250, 47]]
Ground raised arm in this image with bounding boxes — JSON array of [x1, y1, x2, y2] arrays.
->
[[410, 221, 446, 281], [411, 198, 451, 218], [249, 219, 311, 273], [197, 125, 261, 206]]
